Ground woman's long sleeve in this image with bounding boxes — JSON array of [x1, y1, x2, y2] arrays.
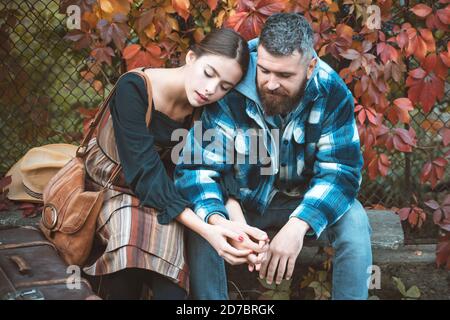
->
[[109, 73, 192, 224]]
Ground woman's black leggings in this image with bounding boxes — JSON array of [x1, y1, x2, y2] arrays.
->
[[101, 268, 187, 300]]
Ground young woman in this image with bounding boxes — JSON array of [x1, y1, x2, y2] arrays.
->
[[82, 28, 265, 300]]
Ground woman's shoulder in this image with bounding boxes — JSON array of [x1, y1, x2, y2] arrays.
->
[[114, 70, 149, 99]]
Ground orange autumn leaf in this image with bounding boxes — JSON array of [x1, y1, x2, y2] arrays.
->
[[225, 0, 288, 40], [172, 0, 190, 21], [206, 0, 218, 11], [387, 98, 414, 125], [405, 27, 435, 61], [367, 151, 390, 180], [354, 104, 378, 125], [98, 0, 131, 21], [122, 43, 165, 70], [324, 23, 353, 59], [420, 157, 449, 190], [410, 4, 433, 18]]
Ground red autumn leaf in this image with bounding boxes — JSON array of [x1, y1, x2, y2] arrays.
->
[[410, 4, 433, 18], [90, 45, 115, 65], [358, 123, 379, 150], [354, 104, 378, 125], [77, 106, 98, 135], [436, 233, 450, 269], [405, 27, 435, 61], [376, 32, 400, 64], [225, 0, 288, 40], [18, 203, 43, 218], [378, 127, 416, 152], [397, 207, 411, 221], [172, 0, 190, 21], [206, 0, 218, 10], [0, 175, 12, 192], [393, 128, 416, 152], [439, 127, 450, 146], [406, 54, 446, 113], [436, 5, 450, 25], [420, 157, 449, 189], [387, 98, 414, 125], [122, 43, 164, 70], [383, 60, 406, 83]]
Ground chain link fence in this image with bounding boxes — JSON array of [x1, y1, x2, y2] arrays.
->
[[0, 0, 448, 208]]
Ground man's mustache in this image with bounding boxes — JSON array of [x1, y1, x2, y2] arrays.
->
[[260, 88, 288, 96]]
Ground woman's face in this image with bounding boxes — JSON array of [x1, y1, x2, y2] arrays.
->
[[184, 51, 243, 107]]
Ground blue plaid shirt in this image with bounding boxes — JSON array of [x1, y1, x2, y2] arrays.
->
[[174, 39, 363, 238]]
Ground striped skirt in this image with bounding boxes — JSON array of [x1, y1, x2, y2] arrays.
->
[[82, 138, 189, 292]]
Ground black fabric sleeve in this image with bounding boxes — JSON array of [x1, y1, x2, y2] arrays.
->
[[109, 73, 192, 224]]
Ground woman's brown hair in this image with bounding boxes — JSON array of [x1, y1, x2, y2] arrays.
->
[[190, 28, 250, 76]]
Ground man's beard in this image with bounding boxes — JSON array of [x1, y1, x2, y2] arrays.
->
[[258, 84, 304, 117]]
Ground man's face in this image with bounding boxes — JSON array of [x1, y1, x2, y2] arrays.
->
[[256, 45, 316, 116]]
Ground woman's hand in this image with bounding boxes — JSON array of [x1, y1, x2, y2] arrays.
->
[[201, 223, 254, 265], [177, 207, 253, 265], [209, 214, 270, 269]]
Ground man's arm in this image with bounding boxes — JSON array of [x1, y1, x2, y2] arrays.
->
[[290, 87, 363, 239], [260, 85, 363, 284], [175, 104, 235, 222]]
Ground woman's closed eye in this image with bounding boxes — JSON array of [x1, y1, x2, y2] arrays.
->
[[204, 69, 213, 78]]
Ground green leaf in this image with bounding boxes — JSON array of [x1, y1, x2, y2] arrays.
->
[[258, 278, 276, 290], [260, 290, 275, 300], [276, 278, 292, 292], [272, 291, 291, 300], [405, 286, 421, 299], [392, 277, 407, 296], [308, 281, 321, 290], [317, 271, 328, 282]]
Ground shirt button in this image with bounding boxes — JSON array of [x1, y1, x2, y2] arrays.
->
[[283, 140, 289, 145]]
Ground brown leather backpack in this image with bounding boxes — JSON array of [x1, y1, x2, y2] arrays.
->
[[40, 69, 153, 266]]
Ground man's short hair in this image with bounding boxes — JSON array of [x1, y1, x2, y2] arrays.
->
[[259, 13, 314, 63]]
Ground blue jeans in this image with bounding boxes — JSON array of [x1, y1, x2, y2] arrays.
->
[[186, 193, 372, 300]]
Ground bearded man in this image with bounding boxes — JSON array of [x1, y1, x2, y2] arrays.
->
[[175, 12, 372, 300]]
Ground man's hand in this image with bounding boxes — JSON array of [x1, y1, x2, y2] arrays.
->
[[259, 217, 310, 285]]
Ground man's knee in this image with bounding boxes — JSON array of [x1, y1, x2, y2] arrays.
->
[[331, 200, 372, 249]]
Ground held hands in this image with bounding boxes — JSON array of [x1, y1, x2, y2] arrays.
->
[[208, 197, 270, 270], [202, 223, 254, 265], [214, 216, 270, 270]]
